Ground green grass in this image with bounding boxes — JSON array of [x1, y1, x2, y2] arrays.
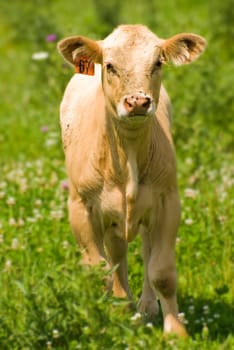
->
[[0, 0, 233, 349]]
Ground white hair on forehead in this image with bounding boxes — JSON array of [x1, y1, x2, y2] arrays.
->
[[102, 24, 161, 50]]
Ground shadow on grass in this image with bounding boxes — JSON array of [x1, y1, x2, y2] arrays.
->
[[179, 292, 234, 340]]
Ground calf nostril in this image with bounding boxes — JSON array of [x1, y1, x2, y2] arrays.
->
[[124, 98, 134, 112], [142, 98, 151, 109], [126, 99, 133, 107]]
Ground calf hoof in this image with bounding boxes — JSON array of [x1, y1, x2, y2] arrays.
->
[[137, 298, 159, 321], [164, 314, 188, 338]]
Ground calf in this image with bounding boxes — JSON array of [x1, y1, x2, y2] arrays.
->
[[58, 24, 206, 336]]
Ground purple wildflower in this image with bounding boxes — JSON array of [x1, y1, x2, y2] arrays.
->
[[40, 126, 49, 133], [61, 180, 69, 191], [46, 34, 57, 42]]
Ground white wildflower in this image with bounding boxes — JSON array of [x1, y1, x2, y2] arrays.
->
[[35, 199, 42, 207], [46, 341, 52, 349], [33, 209, 42, 220], [185, 158, 193, 165], [62, 240, 69, 249], [5, 260, 12, 271], [146, 322, 153, 328], [203, 305, 210, 314], [46, 138, 57, 147], [185, 218, 193, 225], [131, 312, 142, 322], [26, 217, 37, 223], [178, 312, 185, 323], [188, 305, 195, 314], [19, 180, 28, 193], [9, 218, 17, 226], [0, 191, 6, 199], [6, 197, 16, 206], [32, 51, 49, 60], [51, 210, 64, 219], [202, 323, 209, 339], [137, 340, 145, 346], [11, 238, 19, 250], [52, 329, 60, 338], [0, 182, 7, 189], [207, 170, 217, 181], [184, 188, 199, 199], [188, 174, 199, 185], [219, 191, 227, 202], [18, 218, 25, 227]]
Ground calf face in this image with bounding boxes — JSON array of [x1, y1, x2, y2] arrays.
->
[[58, 25, 206, 124]]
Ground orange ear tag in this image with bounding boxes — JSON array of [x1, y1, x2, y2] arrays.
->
[[74, 56, 95, 76]]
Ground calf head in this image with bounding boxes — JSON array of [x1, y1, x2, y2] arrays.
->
[[58, 25, 206, 123]]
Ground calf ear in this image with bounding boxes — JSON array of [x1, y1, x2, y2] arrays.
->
[[162, 33, 207, 66], [57, 36, 102, 66]]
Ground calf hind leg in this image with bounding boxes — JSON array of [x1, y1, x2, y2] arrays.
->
[[137, 225, 159, 320], [148, 252, 187, 336]]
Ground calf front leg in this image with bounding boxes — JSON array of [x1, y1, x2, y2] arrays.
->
[[148, 191, 187, 337], [68, 190, 106, 266], [104, 227, 132, 300]]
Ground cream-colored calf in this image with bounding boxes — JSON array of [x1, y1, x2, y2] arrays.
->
[[58, 24, 206, 336]]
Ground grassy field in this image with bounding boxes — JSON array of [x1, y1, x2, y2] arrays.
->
[[0, 0, 233, 349]]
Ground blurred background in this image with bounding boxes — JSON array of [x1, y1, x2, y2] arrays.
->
[[0, 0, 234, 162]]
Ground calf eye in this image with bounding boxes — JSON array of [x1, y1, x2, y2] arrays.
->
[[156, 58, 162, 67], [106, 63, 116, 74], [152, 58, 163, 74]]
